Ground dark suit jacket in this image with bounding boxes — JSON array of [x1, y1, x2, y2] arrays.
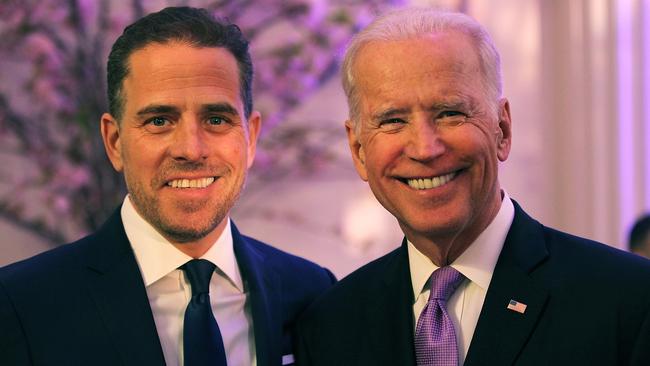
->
[[296, 200, 650, 365], [0, 208, 335, 366]]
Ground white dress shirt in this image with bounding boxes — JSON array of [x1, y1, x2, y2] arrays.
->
[[121, 196, 256, 366], [409, 192, 514, 365]]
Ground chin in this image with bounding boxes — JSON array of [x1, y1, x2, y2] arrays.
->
[[165, 228, 212, 243], [403, 212, 468, 237], [160, 219, 217, 241]]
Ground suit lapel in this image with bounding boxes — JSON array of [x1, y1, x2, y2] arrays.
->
[[82, 210, 165, 366], [464, 201, 549, 366], [364, 241, 417, 365], [232, 223, 281, 366]]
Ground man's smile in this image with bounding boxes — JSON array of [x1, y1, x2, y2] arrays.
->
[[397, 171, 459, 190], [166, 176, 216, 188]]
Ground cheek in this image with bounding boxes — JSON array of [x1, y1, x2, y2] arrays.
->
[[118, 142, 136, 173], [456, 124, 497, 155], [121, 137, 166, 176], [361, 146, 386, 178], [222, 137, 250, 167], [364, 137, 402, 171], [459, 134, 500, 184]]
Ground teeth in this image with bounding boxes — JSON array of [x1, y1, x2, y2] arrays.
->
[[407, 172, 456, 190], [168, 177, 215, 189]]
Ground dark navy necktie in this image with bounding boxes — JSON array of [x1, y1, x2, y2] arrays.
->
[[414, 266, 465, 366], [182, 259, 227, 366]]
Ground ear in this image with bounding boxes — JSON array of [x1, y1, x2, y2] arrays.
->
[[495, 98, 512, 162], [246, 110, 262, 169], [100, 113, 124, 172], [345, 120, 368, 181]]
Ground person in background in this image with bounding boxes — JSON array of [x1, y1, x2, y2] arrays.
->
[[0, 7, 334, 366], [630, 214, 650, 259], [296, 7, 650, 366]]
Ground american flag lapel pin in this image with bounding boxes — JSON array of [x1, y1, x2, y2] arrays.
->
[[507, 299, 527, 314]]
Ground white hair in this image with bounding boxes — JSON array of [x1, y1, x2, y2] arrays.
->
[[342, 7, 503, 131]]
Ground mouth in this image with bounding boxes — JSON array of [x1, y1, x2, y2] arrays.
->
[[402, 171, 457, 190], [166, 177, 216, 189]]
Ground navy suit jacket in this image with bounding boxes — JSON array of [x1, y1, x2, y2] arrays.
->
[[0, 208, 335, 366], [296, 201, 650, 365]]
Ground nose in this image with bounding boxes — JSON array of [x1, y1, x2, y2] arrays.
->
[[169, 119, 208, 162], [404, 119, 446, 162]]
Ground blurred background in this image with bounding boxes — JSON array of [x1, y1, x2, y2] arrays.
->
[[1, 0, 649, 278]]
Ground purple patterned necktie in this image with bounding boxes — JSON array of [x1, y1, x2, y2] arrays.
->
[[415, 266, 465, 366]]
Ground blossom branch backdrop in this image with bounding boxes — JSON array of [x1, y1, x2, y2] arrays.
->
[[0, 0, 467, 247]]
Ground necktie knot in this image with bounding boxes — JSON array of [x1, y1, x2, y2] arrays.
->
[[182, 259, 216, 296], [429, 266, 464, 302]]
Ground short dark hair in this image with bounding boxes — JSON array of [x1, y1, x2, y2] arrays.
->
[[107, 6, 253, 120], [629, 214, 650, 251]]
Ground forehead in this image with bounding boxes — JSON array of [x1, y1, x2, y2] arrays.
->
[[122, 42, 241, 111], [352, 32, 483, 105]]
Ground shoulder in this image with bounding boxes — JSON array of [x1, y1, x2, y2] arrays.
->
[[511, 200, 650, 279], [510, 202, 650, 298], [515, 217, 650, 358], [236, 234, 337, 324], [301, 246, 404, 317], [0, 207, 126, 287], [0, 232, 106, 319], [0, 233, 94, 287], [333, 246, 404, 293], [241, 234, 335, 283], [295, 246, 407, 362], [236, 234, 336, 308], [542, 225, 650, 282]]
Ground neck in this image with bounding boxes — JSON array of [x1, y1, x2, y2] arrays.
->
[[407, 191, 503, 267], [407, 231, 472, 267]]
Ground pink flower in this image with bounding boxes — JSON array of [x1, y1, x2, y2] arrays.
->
[[53, 194, 70, 214]]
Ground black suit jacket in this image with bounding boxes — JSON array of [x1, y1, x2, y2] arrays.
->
[[296, 201, 650, 365], [0, 208, 335, 366]]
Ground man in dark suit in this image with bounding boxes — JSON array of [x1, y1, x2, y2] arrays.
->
[[0, 7, 334, 366], [296, 7, 650, 366]]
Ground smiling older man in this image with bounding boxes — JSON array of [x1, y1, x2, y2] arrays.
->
[[296, 7, 650, 366]]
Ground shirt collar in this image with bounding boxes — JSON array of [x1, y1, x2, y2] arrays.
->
[[121, 195, 243, 292], [408, 191, 515, 300]]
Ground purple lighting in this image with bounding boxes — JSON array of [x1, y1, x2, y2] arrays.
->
[[616, 0, 634, 243], [641, 1, 650, 211]]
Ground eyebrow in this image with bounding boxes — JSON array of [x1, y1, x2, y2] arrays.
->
[[135, 103, 240, 117], [201, 103, 239, 116], [429, 94, 480, 112], [428, 101, 468, 111], [372, 107, 411, 121], [136, 104, 180, 117]]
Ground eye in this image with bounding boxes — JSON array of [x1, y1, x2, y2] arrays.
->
[[439, 110, 464, 118], [379, 118, 406, 126], [437, 111, 467, 127], [142, 116, 174, 133], [207, 116, 227, 125], [148, 116, 168, 127], [376, 118, 407, 132]]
